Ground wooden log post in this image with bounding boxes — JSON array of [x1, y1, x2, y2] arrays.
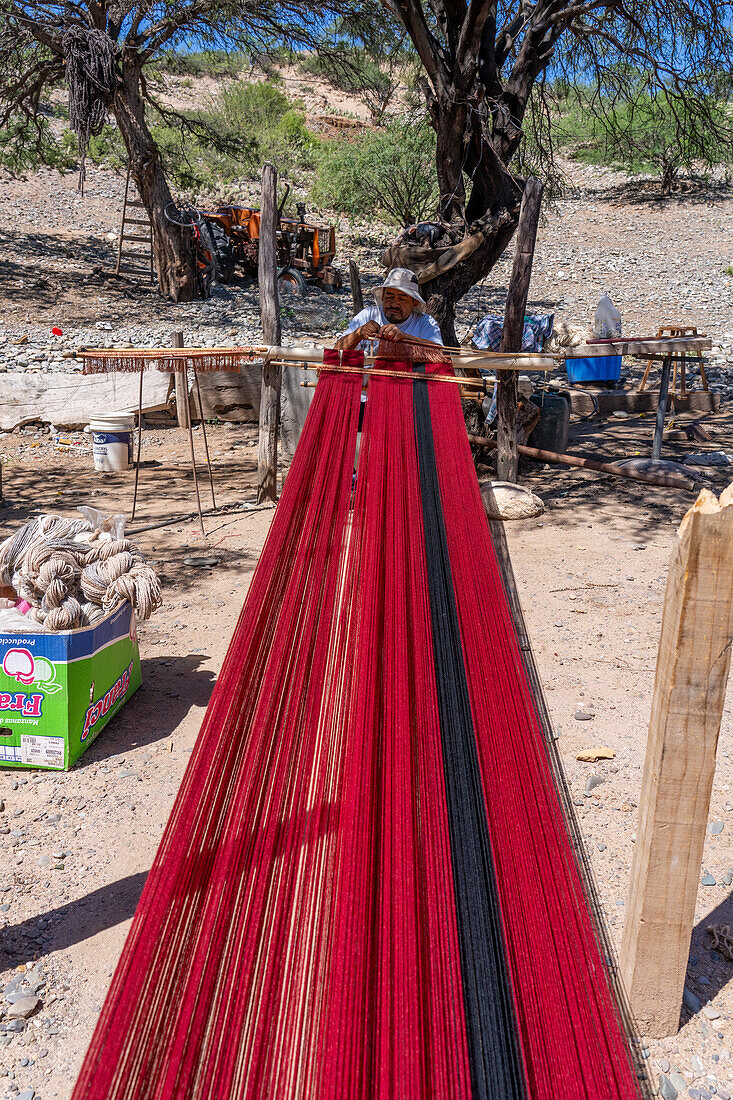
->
[[349, 259, 364, 315], [171, 331, 190, 429], [497, 177, 544, 482], [257, 163, 282, 503], [620, 484, 733, 1037]]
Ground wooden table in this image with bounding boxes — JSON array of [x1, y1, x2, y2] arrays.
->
[[565, 337, 713, 459]]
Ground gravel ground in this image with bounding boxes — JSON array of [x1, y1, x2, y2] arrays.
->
[[0, 159, 732, 1100]]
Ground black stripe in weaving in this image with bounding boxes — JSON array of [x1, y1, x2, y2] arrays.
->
[[413, 366, 527, 1100]]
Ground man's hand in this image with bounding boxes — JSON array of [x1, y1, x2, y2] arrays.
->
[[334, 318, 381, 351], [377, 323, 404, 343], [359, 320, 382, 340]]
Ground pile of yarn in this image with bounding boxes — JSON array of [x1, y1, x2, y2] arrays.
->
[[0, 513, 161, 631]]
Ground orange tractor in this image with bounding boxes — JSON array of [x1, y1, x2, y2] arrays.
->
[[165, 193, 342, 295]]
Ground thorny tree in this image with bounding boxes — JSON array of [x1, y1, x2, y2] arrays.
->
[[375, 0, 733, 341], [0, 0, 348, 300]]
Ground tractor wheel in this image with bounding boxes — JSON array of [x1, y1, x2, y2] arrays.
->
[[278, 266, 308, 296], [203, 219, 236, 284]]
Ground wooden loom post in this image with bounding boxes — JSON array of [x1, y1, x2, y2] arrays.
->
[[172, 331, 191, 429], [620, 485, 733, 1037], [171, 331, 206, 538], [130, 367, 144, 522], [257, 163, 282, 503], [349, 259, 364, 314], [498, 177, 544, 482]]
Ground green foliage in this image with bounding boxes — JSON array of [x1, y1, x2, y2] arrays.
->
[[0, 116, 76, 172], [313, 116, 437, 226], [149, 50, 247, 80], [0, 76, 317, 194], [552, 82, 733, 193], [298, 50, 399, 124], [221, 80, 317, 176]]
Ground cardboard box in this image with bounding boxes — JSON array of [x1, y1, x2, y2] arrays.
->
[[0, 604, 141, 770]]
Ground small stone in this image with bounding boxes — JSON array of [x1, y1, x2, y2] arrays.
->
[[6, 996, 40, 1019], [37, 856, 52, 869], [709, 822, 725, 835], [17, 1090, 35, 1100], [584, 774, 605, 796], [688, 1089, 701, 1100], [691, 1054, 705, 1074], [717, 1089, 730, 1099], [702, 873, 717, 886], [651, 1073, 677, 1100], [658, 1075, 678, 1100], [574, 710, 595, 721], [597, 842, 607, 851], [659, 1059, 671, 1074], [684, 988, 702, 1014], [703, 1006, 721, 1020]]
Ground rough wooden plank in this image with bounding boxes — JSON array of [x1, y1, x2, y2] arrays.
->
[[564, 390, 720, 417], [0, 371, 172, 431], [620, 484, 733, 1037], [349, 259, 364, 314], [257, 163, 282, 503], [498, 177, 544, 482], [566, 337, 712, 358], [192, 368, 262, 422]]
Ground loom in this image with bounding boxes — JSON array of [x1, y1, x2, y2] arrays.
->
[[72, 349, 647, 1100]]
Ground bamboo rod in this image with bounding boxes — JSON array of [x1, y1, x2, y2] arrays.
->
[[273, 361, 487, 389]]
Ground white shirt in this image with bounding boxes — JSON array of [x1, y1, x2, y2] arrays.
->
[[345, 304, 443, 350]]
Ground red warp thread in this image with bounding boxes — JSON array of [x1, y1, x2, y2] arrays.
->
[[425, 360, 643, 1099], [72, 350, 643, 1099]]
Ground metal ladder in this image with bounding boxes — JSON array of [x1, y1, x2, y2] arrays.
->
[[115, 164, 154, 282]]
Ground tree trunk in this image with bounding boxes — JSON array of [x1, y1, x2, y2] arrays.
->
[[112, 59, 200, 302], [423, 209, 520, 345]]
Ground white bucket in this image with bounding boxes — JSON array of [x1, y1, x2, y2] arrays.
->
[[89, 414, 135, 472]]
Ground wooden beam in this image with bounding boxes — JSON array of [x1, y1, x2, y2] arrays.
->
[[497, 177, 543, 482], [620, 483, 733, 1036], [172, 331, 190, 429], [257, 163, 282, 504], [349, 259, 364, 315]]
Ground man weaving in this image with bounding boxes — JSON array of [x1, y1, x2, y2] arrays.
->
[[335, 267, 444, 353]]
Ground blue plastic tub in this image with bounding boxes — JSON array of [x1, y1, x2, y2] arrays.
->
[[566, 354, 622, 383]]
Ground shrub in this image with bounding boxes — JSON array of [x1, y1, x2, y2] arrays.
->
[[299, 50, 400, 125], [222, 80, 317, 176], [0, 117, 77, 172], [552, 81, 733, 194], [312, 116, 437, 226]]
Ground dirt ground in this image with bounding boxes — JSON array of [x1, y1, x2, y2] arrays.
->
[[0, 406, 731, 1099], [1, 133, 733, 1098]]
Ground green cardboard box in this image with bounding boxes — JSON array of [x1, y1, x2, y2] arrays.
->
[[0, 603, 141, 770]]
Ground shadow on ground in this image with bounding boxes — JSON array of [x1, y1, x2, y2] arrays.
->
[[0, 871, 148, 965]]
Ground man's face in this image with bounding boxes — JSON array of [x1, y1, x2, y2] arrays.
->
[[382, 288, 415, 323]]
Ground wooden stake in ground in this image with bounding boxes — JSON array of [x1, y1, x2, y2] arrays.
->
[[170, 331, 205, 538], [497, 177, 544, 482], [620, 483, 733, 1037], [349, 259, 364, 315], [172, 330, 191, 429], [257, 163, 282, 503]]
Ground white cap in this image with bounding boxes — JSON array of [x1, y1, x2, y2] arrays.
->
[[375, 267, 426, 313]]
